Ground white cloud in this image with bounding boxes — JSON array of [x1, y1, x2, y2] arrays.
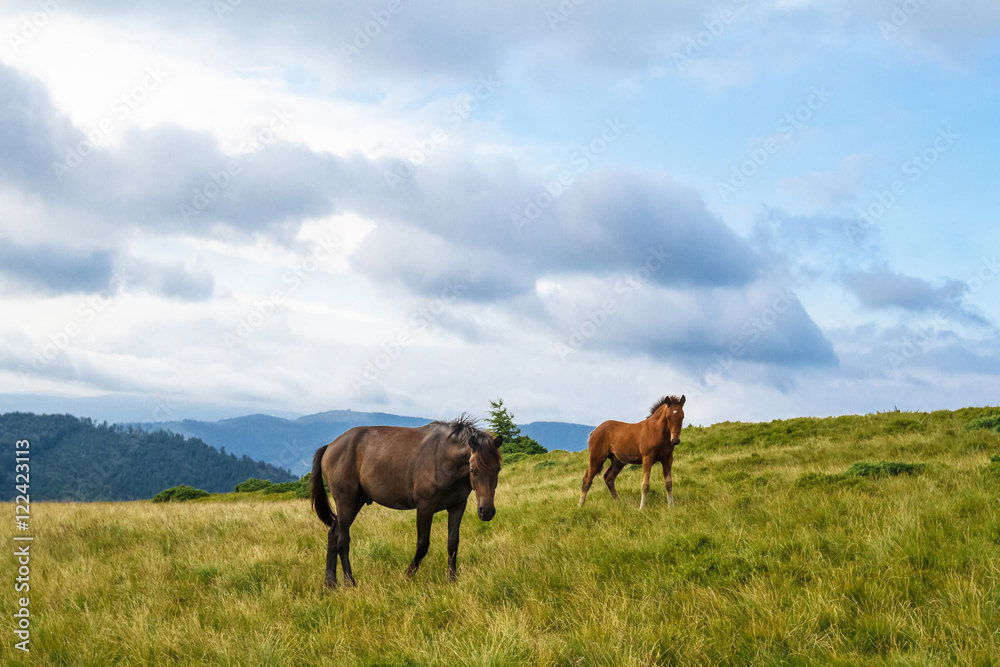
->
[[777, 154, 882, 210], [1, 0, 998, 427]]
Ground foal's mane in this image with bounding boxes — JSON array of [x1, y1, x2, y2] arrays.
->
[[434, 415, 502, 473], [648, 395, 684, 417]]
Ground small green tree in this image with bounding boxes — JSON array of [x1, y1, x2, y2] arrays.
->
[[486, 398, 547, 456], [487, 398, 521, 441]]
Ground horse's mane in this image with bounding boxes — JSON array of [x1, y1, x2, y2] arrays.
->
[[433, 415, 502, 473], [648, 395, 684, 417]]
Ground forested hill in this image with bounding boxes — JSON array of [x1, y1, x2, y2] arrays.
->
[[0, 412, 296, 501]]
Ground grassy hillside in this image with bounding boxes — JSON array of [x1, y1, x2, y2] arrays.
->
[[3, 407, 1000, 665]]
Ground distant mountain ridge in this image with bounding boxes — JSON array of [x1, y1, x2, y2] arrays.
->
[[0, 412, 295, 502], [135, 409, 594, 475], [295, 409, 430, 426]]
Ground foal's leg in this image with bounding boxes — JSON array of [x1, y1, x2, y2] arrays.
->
[[662, 453, 675, 507], [603, 456, 626, 501], [406, 506, 435, 577], [446, 502, 466, 582], [580, 456, 606, 506], [639, 456, 654, 509]]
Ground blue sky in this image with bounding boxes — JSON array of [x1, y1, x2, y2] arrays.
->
[[0, 0, 998, 427]]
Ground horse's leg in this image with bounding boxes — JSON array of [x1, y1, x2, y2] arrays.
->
[[580, 453, 606, 506], [662, 452, 675, 507], [324, 517, 339, 587], [602, 455, 626, 501], [406, 506, 434, 578], [335, 499, 362, 587], [445, 502, 466, 582], [639, 456, 654, 509]]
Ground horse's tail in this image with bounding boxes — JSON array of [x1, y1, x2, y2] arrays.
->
[[586, 423, 606, 457], [311, 445, 337, 527]]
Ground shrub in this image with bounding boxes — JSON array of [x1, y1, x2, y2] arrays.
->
[[965, 415, 1000, 433], [500, 434, 547, 456], [796, 461, 925, 490], [295, 472, 327, 498], [152, 485, 210, 503], [234, 478, 273, 493], [844, 461, 926, 478], [262, 481, 300, 495]]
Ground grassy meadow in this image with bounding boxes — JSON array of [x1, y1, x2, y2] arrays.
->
[[4, 407, 1000, 666]]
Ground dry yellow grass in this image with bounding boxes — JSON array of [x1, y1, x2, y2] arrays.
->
[[3, 408, 1000, 665]]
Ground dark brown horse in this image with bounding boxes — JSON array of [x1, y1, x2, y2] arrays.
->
[[311, 416, 502, 586], [580, 395, 685, 509]]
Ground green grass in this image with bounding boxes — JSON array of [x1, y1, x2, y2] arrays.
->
[[4, 407, 1000, 665]]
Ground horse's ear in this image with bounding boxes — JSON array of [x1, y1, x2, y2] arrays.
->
[[494, 435, 503, 448], [470, 433, 494, 452], [680, 395, 686, 406]]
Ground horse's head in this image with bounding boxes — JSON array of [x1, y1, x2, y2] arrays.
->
[[653, 395, 686, 446], [469, 434, 502, 521]]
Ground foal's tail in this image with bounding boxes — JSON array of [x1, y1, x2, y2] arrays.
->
[[310, 445, 337, 527]]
